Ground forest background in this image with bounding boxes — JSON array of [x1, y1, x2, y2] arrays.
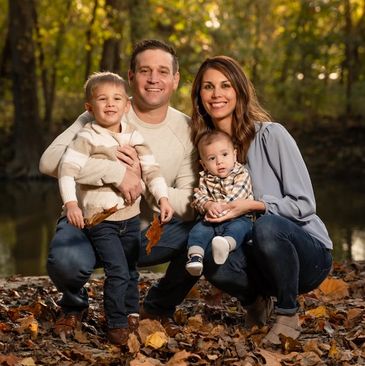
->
[[0, 0, 365, 179]]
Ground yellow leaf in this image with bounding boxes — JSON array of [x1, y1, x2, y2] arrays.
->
[[305, 305, 329, 318], [145, 331, 168, 349]]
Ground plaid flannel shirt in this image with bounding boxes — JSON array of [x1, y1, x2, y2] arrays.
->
[[192, 161, 254, 214]]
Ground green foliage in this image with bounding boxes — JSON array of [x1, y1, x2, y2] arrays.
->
[[1, 0, 365, 136]]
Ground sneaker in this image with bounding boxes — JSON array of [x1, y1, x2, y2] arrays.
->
[[211, 236, 230, 264], [185, 255, 203, 276]]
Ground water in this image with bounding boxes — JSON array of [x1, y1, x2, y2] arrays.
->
[[0, 178, 364, 277]]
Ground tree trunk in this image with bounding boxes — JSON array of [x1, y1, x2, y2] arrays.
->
[[128, 0, 151, 46], [100, 0, 125, 73], [8, 0, 43, 178], [85, 0, 98, 81]]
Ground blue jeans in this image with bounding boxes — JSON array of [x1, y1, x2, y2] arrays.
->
[[47, 216, 196, 317], [87, 216, 140, 328], [187, 216, 252, 255], [204, 214, 332, 313]]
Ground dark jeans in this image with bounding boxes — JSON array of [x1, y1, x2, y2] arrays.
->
[[205, 214, 333, 313], [87, 216, 140, 329], [47, 216, 196, 317], [188, 216, 252, 255]]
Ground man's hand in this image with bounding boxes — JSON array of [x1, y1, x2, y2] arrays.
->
[[159, 197, 174, 224], [65, 201, 85, 229], [116, 145, 142, 205], [118, 169, 142, 205], [116, 145, 141, 179]]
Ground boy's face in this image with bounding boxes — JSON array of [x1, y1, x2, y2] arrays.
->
[[85, 82, 130, 132], [199, 138, 237, 178]]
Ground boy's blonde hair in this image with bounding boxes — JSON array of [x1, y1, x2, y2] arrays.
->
[[84, 71, 128, 102]]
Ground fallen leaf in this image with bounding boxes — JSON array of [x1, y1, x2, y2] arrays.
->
[[317, 278, 349, 300], [145, 331, 168, 349], [128, 332, 141, 354], [305, 305, 329, 318], [145, 214, 163, 255], [84, 204, 118, 227]]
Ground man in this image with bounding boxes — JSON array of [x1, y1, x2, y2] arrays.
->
[[39, 39, 198, 343]]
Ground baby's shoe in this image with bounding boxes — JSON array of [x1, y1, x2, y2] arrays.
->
[[212, 236, 230, 264], [185, 255, 203, 276]]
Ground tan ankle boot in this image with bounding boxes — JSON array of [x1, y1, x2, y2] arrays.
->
[[263, 313, 301, 345]]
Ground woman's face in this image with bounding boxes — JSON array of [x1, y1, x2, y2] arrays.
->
[[200, 68, 237, 131]]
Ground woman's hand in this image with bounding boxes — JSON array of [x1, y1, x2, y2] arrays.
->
[[204, 198, 265, 223]]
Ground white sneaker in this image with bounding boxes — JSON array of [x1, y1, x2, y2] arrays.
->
[[211, 236, 230, 264]]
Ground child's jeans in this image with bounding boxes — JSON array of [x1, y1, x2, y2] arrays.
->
[[187, 215, 252, 256], [87, 215, 140, 329]]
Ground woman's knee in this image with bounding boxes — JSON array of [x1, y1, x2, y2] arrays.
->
[[252, 215, 288, 254]]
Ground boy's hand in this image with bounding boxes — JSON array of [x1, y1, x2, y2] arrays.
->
[[159, 197, 174, 224], [65, 201, 85, 229]]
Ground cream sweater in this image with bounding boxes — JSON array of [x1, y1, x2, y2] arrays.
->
[[39, 106, 198, 226], [58, 121, 168, 221]]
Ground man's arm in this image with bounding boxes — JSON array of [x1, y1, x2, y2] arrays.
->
[[39, 111, 92, 177], [168, 143, 199, 221]]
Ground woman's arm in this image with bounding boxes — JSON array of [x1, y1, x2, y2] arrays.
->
[[260, 124, 316, 222]]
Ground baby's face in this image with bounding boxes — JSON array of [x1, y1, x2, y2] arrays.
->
[[199, 138, 236, 178], [86, 82, 130, 133]]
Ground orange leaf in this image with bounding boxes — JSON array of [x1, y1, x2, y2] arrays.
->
[[84, 204, 118, 228], [318, 278, 349, 300], [145, 214, 163, 255]]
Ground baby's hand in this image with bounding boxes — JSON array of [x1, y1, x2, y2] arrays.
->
[[204, 201, 229, 218], [65, 201, 85, 229], [159, 197, 174, 224]]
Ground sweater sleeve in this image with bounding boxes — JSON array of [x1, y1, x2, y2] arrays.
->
[[39, 111, 126, 186], [58, 134, 91, 204], [167, 140, 198, 221], [130, 129, 168, 203], [191, 175, 211, 214], [260, 124, 316, 222]]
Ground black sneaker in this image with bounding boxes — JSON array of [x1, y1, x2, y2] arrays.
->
[[185, 255, 203, 276]]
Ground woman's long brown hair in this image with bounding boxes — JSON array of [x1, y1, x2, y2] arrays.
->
[[191, 56, 271, 163]]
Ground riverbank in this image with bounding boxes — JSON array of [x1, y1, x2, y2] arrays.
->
[[1, 262, 364, 365]]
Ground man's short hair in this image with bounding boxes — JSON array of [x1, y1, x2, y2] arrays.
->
[[84, 71, 128, 101], [130, 39, 179, 74]]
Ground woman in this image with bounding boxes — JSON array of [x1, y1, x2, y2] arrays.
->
[[190, 56, 333, 345]]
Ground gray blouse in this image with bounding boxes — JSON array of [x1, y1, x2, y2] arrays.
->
[[246, 122, 332, 249]]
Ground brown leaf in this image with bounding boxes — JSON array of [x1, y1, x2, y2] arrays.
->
[[145, 214, 163, 255], [84, 204, 118, 228], [128, 332, 141, 354], [0, 354, 21, 366], [138, 319, 166, 344]]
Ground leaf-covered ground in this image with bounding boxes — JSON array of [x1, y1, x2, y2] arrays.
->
[[0, 261, 364, 366]]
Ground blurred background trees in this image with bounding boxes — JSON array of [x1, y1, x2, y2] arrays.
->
[[0, 0, 364, 178]]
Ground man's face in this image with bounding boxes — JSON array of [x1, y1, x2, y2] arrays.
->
[[128, 49, 179, 112]]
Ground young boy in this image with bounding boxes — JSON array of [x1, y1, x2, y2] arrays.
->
[[58, 71, 174, 345], [186, 130, 253, 276]]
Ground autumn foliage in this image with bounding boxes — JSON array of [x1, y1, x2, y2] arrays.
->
[[0, 261, 364, 365]]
